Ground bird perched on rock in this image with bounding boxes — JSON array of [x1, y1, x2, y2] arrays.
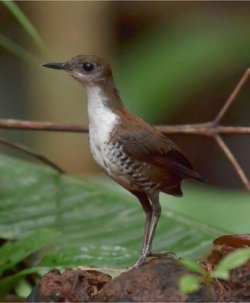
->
[[43, 55, 204, 268]]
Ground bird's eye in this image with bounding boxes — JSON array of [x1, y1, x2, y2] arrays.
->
[[82, 62, 95, 72]]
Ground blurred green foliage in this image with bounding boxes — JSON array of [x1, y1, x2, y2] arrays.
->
[[2, 1, 47, 53], [212, 247, 250, 280], [179, 274, 201, 294], [0, 0, 46, 64], [180, 247, 250, 295], [0, 229, 58, 298], [116, 10, 250, 122]]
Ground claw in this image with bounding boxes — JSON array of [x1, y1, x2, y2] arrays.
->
[[129, 253, 149, 270], [128, 251, 176, 270]]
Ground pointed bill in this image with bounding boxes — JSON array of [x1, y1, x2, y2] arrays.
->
[[42, 62, 68, 70]]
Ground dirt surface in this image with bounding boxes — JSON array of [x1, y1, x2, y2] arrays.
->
[[27, 255, 211, 302], [28, 268, 111, 302], [94, 255, 210, 302], [27, 235, 250, 302]]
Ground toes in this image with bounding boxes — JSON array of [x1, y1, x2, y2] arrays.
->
[[129, 254, 148, 270]]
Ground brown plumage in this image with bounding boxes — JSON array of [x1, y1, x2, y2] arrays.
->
[[43, 55, 204, 268]]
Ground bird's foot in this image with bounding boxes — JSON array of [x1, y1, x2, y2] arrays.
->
[[128, 242, 176, 270], [128, 251, 176, 270], [128, 253, 149, 270]]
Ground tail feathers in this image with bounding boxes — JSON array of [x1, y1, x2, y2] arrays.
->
[[163, 186, 183, 197], [163, 150, 207, 183], [188, 169, 208, 183]]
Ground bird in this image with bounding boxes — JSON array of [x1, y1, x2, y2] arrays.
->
[[43, 55, 204, 268]]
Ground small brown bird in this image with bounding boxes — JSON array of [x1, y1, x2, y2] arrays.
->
[[43, 55, 204, 268]]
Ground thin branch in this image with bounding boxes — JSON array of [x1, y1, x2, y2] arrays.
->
[[214, 135, 250, 191], [157, 122, 214, 137], [1, 119, 250, 137], [214, 68, 250, 123], [0, 137, 65, 173], [158, 124, 250, 136], [217, 126, 250, 135], [0, 119, 88, 133]]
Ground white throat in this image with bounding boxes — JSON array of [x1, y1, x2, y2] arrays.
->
[[86, 86, 119, 144]]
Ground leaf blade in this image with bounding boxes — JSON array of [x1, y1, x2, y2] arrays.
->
[[2, 0, 47, 54], [0, 153, 250, 269], [0, 229, 59, 276], [179, 274, 200, 294], [212, 248, 250, 280]]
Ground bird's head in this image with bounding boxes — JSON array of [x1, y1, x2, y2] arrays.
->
[[43, 55, 111, 85]]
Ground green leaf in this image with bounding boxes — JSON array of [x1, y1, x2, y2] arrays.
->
[[212, 248, 250, 280], [0, 229, 59, 276], [0, 33, 39, 65], [179, 274, 200, 294], [0, 267, 40, 299], [0, 153, 250, 270], [15, 278, 32, 298], [180, 259, 204, 274], [2, 0, 47, 55]]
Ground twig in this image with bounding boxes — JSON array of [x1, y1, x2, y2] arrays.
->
[[0, 119, 88, 133], [214, 135, 250, 191], [216, 126, 250, 135], [158, 123, 250, 136], [0, 137, 65, 173], [214, 68, 250, 123]]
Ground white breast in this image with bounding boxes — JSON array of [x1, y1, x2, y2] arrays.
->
[[86, 86, 119, 169]]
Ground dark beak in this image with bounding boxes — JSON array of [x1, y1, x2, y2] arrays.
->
[[42, 62, 68, 70]]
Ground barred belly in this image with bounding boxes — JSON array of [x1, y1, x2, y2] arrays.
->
[[101, 142, 160, 192]]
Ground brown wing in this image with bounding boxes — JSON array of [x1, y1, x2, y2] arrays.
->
[[118, 126, 203, 182]]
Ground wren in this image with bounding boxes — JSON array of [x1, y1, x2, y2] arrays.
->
[[43, 55, 204, 268]]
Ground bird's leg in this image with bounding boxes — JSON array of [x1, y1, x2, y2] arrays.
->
[[130, 192, 152, 269], [144, 192, 161, 257], [134, 192, 153, 255], [145, 194, 174, 259], [130, 192, 162, 269]]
